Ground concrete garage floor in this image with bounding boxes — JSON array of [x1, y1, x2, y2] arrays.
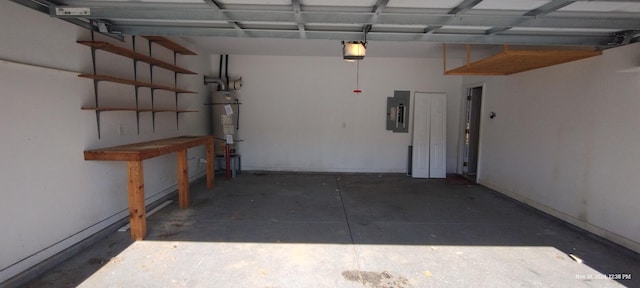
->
[[22, 173, 639, 287]]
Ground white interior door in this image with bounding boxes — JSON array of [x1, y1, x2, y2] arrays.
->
[[412, 92, 447, 178], [429, 93, 447, 178], [412, 94, 431, 178]]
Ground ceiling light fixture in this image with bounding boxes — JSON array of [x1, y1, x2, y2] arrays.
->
[[343, 26, 370, 93], [342, 41, 366, 61], [343, 41, 366, 93]]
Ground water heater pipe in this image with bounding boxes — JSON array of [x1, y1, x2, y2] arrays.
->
[[203, 76, 227, 91], [218, 54, 223, 80], [225, 55, 230, 90]]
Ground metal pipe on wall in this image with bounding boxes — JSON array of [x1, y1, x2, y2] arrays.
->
[[203, 76, 227, 91], [218, 54, 223, 80], [225, 55, 229, 90]]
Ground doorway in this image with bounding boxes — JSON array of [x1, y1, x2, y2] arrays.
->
[[462, 86, 482, 181]]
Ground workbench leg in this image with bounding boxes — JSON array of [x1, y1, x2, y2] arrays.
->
[[206, 141, 215, 189], [127, 161, 146, 241], [177, 149, 189, 208]]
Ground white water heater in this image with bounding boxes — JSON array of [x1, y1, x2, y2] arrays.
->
[[211, 90, 239, 155]]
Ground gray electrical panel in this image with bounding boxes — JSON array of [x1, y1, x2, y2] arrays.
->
[[386, 90, 410, 133]]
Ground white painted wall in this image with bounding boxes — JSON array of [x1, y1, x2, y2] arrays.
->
[[0, 1, 210, 282], [463, 43, 640, 253], [213, 55, 462, 173]]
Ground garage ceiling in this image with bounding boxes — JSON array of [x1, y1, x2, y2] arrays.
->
[[11, 0, 640, 55]]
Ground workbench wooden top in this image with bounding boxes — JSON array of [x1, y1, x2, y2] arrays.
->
[[84, 136, 214, 161]]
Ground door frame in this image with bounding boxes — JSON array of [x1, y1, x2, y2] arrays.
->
[[457, 83, 486, 182]]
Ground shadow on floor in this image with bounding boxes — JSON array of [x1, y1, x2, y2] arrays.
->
[[21, 173, 640, 287]]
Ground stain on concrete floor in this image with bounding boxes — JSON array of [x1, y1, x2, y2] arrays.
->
[[342, 270, 410, 288]]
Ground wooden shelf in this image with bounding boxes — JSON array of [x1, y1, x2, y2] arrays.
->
[[143, 36, 197, 55], [444, 46, 602, 75], [82, 107, 198, 113], [79, 74, 197, 93], [77, 41, 197, 74], [80, 37, 198, 138]]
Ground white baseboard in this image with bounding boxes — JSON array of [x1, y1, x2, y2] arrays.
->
[[480, 180, 640, 254]]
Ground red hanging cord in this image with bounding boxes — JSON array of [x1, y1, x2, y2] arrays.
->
[[353, 60, 362, 93]]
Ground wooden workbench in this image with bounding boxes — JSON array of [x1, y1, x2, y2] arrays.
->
[[84, 136, 215, 240]]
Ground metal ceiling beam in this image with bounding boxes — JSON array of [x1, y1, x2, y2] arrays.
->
[[202, 0, 221, 11], [203, 0, 246, 37], [50, 7, 640, 30], [109, 25, 615, 47], [292, 0, 306, 38], [424, 0, 484, 37], [53, 0, 625, 8], [10, 0, 124, 41], [292, 0, 300, 13], [14, 0, 638, 48], [487, 0, 576, 35], [486, 27, 511, 35], [52, 0, 212, 8], [524, 0, 576, 16], [449, 0, 484, 15], [423, 26, 441, 35], [373, 0, 389, 15], [358, 0, 389, 41]]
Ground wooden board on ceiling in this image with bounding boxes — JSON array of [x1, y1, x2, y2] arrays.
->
[[143, 36, 197, 55], [445, 49, 602, 76]]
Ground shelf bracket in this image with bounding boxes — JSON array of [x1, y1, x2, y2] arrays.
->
[[174, 51, 180, 131], [132, 35, 141, 135], [89, 31, 102, 139], [148, 39, 156, 133], [95, 110, 102, 139]]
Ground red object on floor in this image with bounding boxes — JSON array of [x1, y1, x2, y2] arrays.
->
[[353, 89, 362, 93]]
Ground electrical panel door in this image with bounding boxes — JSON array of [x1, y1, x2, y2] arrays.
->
[[386, 90, 410, 133]]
